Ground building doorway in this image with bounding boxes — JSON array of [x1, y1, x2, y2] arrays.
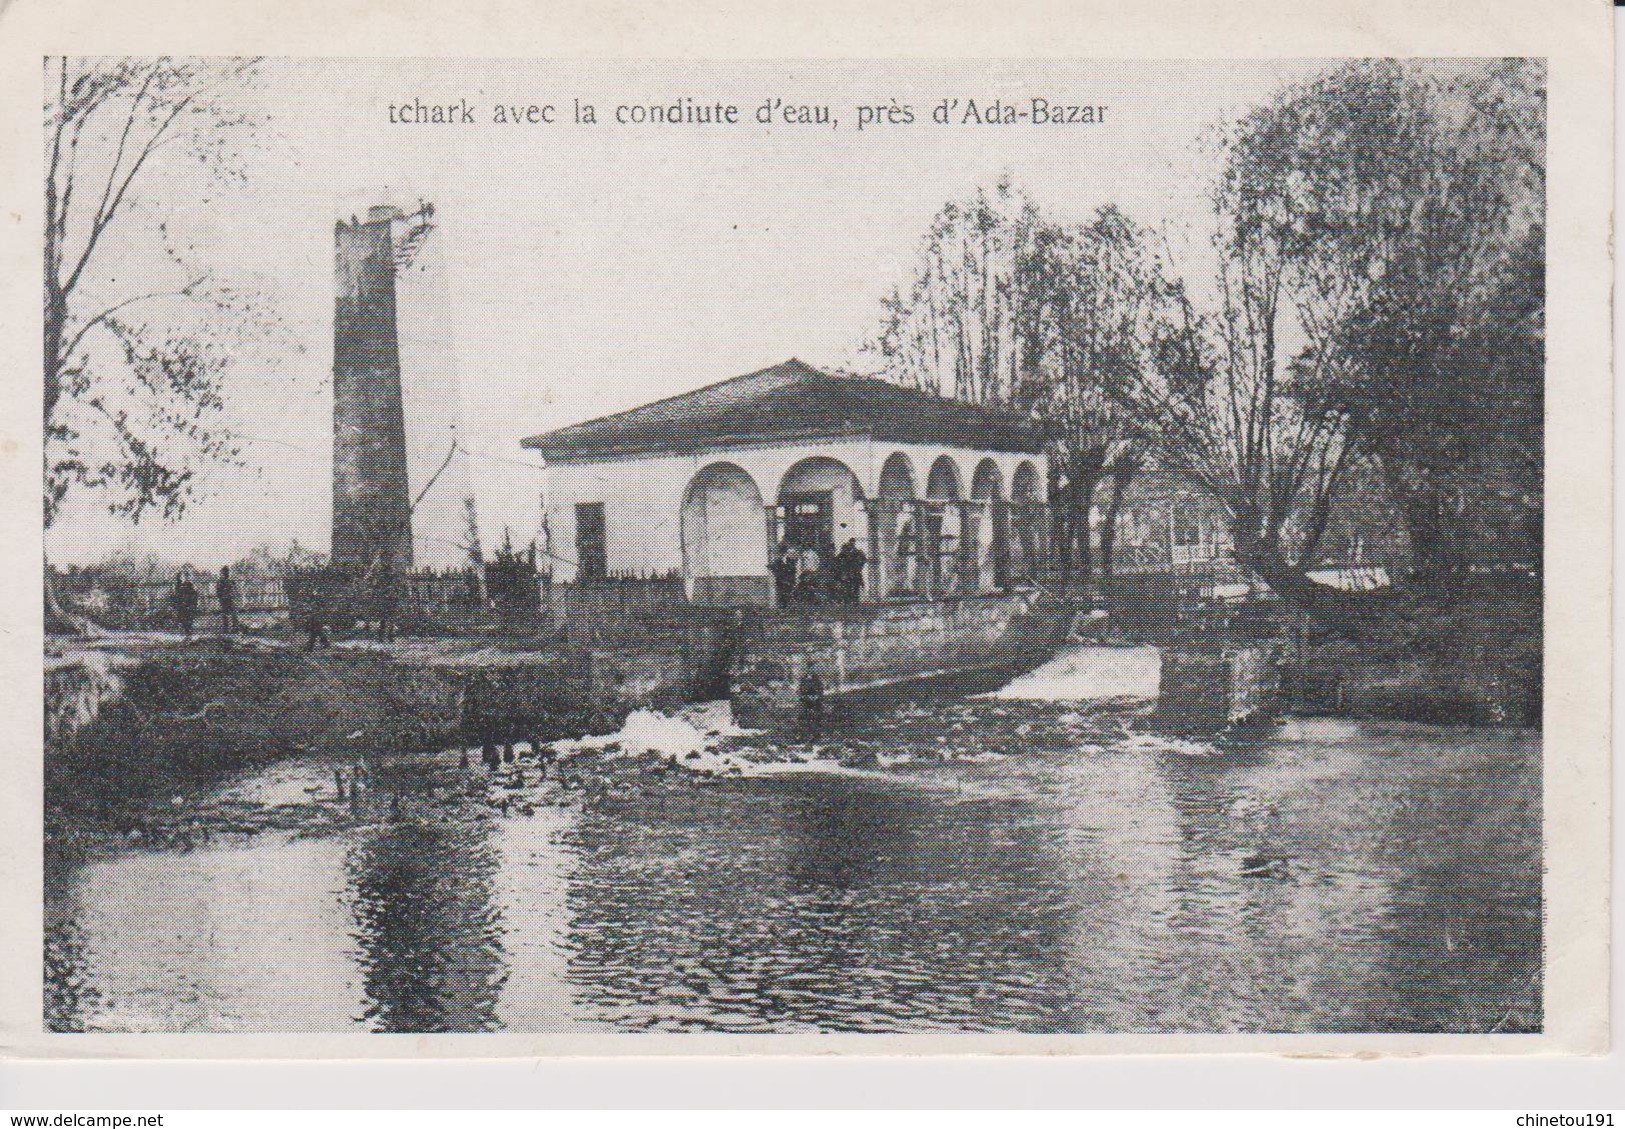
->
[[575, 502, 607, 580], [782, 491, 834, 553]]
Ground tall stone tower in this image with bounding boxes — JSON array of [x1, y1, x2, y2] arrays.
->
[[331, 204, 433, 574]]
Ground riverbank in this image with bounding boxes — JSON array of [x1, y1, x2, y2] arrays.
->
[[46, 591, 1069, 841], [45, 572, 1540, 858], [44, 637, 610, 856], [1276, 576, 1542, 727]]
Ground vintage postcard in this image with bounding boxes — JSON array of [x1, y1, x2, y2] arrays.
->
[[0, 0, 1611, 1060]]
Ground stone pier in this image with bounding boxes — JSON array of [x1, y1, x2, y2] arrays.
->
[[1153, 642, 1282, 734]]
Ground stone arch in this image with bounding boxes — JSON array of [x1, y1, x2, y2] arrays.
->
[[874, 452, 919, 598], [921, 457, 965, 594], [1010, 460, 1044, 584], [926, 455, 964, 501], [970, 458, 1004, 501], [778, 455, 867, 506], [970, 459, 1006, 592], [681, 462, 768, 603], [1012, 460, 1041, 501], [878, 451, 916, 500], [777, 456, 867, 555]]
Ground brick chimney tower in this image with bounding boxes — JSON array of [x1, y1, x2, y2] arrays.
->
[[331, 204, 419, 574]]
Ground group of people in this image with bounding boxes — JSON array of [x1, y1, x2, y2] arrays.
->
[[170, 566, 238, 640], [771, 537, 868, 607], [294, 569, 398, 650], [171, 564, 407, 648]]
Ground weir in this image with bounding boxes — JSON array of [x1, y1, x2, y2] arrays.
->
[[729, 591, 1070, 726]]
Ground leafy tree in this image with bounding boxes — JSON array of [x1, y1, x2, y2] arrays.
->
[[1216, 58, 1544, 598], [44, 56, 268, 630], [1117, 59, 1542, 617]]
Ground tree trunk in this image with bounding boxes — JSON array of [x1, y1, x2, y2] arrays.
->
[[43, 289, 65, 426], [1051, 478, 1098, 600], [1230, 531, 1408, 639], [1099, 462, 1136, 609], [44, 561, 102, 638], [43, 283, 69, 532], [1050, 488, 1071, 590], [1073, 477, 1095, 604], [1379, 455, 1465, 599]]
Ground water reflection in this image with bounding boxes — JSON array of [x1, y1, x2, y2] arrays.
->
[[559, 780, 1078, 1031], [348, 812, 508, 1032], [47, 836, 358, 1031], [44, 693, 1542, 1034], [1046, 737, 1186, 1030]]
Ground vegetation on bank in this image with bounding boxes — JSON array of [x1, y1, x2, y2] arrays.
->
[[1097, 570, 1540, 727], [1282, 574, 1541, 728], [44, 642, 608, 844]]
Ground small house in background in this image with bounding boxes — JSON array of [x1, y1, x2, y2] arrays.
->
[[522, 359, 1050, 606], [1110, 467, 1411, 593]]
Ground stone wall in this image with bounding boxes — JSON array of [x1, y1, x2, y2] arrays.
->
[[1153, 643, 1282, 734], [731, 592, 1060, 725], [47, 638, 709, 814]]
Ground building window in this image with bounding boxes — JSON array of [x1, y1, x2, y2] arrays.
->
[[1172, 502, 1202, 548], [575, 502, 607, 580]]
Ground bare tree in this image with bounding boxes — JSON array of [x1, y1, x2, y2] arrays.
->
[[1116, 234, 1359, 612], [867, 177, 1041, 407], [44, 56, 266, 631], [870, 187, 1163, 599], [460, 493, 490, 604]]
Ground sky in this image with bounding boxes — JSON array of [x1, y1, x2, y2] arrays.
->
[[47, 58, 1333, 567]]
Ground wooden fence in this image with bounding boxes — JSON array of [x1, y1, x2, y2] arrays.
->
[[52, 572, 288, 630]]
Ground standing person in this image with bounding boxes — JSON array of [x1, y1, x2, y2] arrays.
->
[[172, 569, 198, 641], [830, 539, 852, 602], [304, 572, 329, 651], [373, 571, 398, 642], [216, 566, 238, 633], [770, 540, 797, 607], [797, 670, 825, 733], [796, 544, 822, 604], [838, 538, 868, 603]]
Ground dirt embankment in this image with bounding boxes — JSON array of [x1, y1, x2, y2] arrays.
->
[[44, 642, 604, 844], [1279, 578, 1543, 727]]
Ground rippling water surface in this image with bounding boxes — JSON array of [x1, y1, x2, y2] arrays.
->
[[45, 664, 1541, 1034]]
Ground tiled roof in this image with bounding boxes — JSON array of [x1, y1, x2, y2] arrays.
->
[[520, 359, 1047, 460]]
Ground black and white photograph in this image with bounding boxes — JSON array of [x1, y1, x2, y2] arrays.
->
[[38, 55, 1557, 1040]]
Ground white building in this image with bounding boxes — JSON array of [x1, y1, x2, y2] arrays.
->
[[523, 359, 1050, 605]]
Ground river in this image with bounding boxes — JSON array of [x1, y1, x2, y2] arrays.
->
[[44, 647, 1542, 1034]]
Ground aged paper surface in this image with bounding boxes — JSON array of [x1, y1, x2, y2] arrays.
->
[[0, 0, 1610, 1059]]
